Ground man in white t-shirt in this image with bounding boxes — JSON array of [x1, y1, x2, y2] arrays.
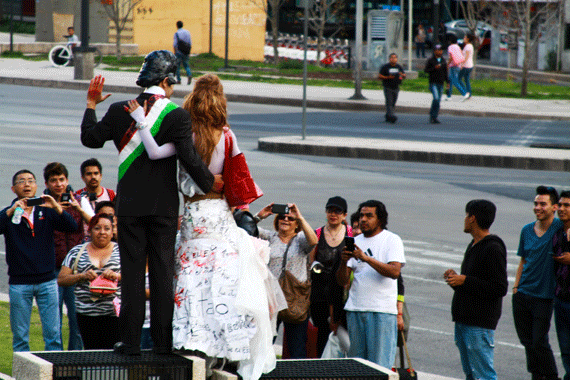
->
[[336, 199, 406, 369]]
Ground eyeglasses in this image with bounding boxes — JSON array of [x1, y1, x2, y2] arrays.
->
[[326, 208, 344, 215], [278, 215, 296, 221], [14, 179, 36, 186]]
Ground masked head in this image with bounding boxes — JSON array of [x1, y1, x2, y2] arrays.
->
[[136, 50, 178, 88]]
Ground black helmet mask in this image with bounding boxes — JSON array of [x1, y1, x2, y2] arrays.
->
[[136, 50, 178, 88]]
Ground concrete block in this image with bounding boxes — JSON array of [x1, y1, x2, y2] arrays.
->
[[211, 369, 238, 380], [12, 352, 53, 380], [74, 51, 94, 80], [176, 354, 206, 380]]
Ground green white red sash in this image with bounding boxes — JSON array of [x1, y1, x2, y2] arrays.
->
[[118, 98, 178, 181]]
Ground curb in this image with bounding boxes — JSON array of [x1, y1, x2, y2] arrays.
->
[[1, 75, 569, 121], [258, 136, 570, 171]]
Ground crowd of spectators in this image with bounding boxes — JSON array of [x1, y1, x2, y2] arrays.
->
[[2, 157, 570, 380]]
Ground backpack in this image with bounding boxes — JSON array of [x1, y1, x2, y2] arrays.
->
[[176, 33, 191, 55]]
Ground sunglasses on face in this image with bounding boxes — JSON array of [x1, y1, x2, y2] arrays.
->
[[278, 215, 296, 221]]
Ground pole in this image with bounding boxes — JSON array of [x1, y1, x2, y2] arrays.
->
[[9, 0, 14, 53], [224, 0, 230, 69], [209, 0, 213, 54], [302, 0, 309, 140], [433, 0, 440, 45], [349, 0, 366, 100], [80, 0, 89, 50], [407, 0, 412, 71]]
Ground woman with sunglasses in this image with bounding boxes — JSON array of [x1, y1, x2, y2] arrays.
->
[[309, 196, 353, 357], [254, 203, 318, 358]]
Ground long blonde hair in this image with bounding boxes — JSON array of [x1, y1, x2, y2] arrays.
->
[[182, 74, 228, 165]]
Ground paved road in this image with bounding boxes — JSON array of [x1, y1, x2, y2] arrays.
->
[[0, 85, 567, 379]]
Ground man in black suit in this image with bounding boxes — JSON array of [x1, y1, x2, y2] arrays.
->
[[80, 50, 223, 355]]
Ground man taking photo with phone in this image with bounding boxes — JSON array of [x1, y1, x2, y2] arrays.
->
[[0, 169, 78, 352], [336, 199, 406, 369]]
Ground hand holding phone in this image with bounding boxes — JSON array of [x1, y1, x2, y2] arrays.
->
[[26, 197, 45, 207], [344, 236, 355, 252], [271, 204, 290, 214]]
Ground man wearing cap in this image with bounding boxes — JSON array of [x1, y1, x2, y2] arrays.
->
[[424, 44, 448, 124], [80, 50, 223, 355]]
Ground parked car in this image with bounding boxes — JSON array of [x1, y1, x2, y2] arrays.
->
[[445, 19, 492, 42]]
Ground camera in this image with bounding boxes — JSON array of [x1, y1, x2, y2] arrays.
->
[[60, 193, 71, 202], [344, 236, 355, 252], [27, 197, 45, 206], [271, 204, 289, 214], [82, 191, 97, 202]]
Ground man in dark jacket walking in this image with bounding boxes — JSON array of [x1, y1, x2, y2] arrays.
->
[[424, 44, 448, 124], [444, 199, 508, 380]]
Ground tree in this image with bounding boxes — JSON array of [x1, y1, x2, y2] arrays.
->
[[100, 0, 143, 60], [250, 0, 287, 62], [307, 0, 347, 66], [485, 0, 561, 96]]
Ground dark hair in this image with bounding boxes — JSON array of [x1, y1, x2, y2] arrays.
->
[[465, 200, 496, 230], [95, 200, 115, 214], [560, 191, 570, 201], [88, 213, 114, 232], [12, 169, 35, 186], [389, 53, 398, 58], [80, 158, 102, 176], [350, 212, 360, 227], [176, 21, 183, 28], [357, 200, 388, 230], [68, 27, 74, 31], [273, 214, 301, 233], [43, 162, 68, 182], [465, 33, 476, 44], [536, 185, 559, 205]]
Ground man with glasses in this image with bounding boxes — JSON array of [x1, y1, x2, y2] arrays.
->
[[0, 170, 77, 352], [336, 200, 405, 368], [513, 186, 561, 380]]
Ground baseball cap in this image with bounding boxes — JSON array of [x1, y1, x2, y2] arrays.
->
[[326, 196, 347, 213]]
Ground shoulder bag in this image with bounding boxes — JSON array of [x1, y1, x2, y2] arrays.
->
[[278, 239, 311, 324], [222, 129, 263, 207]]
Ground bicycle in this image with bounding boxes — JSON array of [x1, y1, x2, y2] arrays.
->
[[48, 44, 103, 68]]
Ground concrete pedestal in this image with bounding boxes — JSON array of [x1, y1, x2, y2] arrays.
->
[[74, 51, 94, 80]]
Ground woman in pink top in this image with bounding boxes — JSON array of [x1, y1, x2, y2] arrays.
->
[[459, 34, 476, 98]]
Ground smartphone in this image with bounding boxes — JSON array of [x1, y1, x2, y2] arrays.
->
[[272, 204, 290, 214], [60, 193, 71, 202], [345, 236, 355, 252], [88, 193, 97, 202], [27, 197, 45, 206]]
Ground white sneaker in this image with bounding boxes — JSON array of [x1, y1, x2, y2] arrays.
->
[[462, 93, 471, 102]]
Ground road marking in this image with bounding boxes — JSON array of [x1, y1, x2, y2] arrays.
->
[[504, 120, 549, 146], [411, 326, 527, 350]]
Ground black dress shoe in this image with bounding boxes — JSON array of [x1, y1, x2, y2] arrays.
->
[[430, 118, 441, 124], [114, 342, 141, 356]]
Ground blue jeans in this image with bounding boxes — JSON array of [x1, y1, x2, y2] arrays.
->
[[141, 327, 154, 350], [459, 67, 473, 95], [175, 51, 191, 82], [455, 323, 497, 380], [555, 298, 570, 380], [416, 42, 425, 58], [9, 279, 62, 351], [447, 66, 467, 97], [429, 83, 443, 119], [347, 311, 397, 368], [282, 318, 309, 358]]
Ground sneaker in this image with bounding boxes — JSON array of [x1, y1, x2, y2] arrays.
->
[[430, 118, 441, 124], [462, 93, 471, 102], [444, 96, 450, 101], [187, 77, 192, 85]]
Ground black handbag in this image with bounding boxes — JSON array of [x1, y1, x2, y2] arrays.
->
[[394, 330, 417, 380]]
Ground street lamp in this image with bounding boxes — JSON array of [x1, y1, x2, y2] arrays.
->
[[433, 0, 440, 45]]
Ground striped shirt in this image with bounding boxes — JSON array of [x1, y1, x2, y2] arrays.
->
[[62, 242, 121, 316]]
